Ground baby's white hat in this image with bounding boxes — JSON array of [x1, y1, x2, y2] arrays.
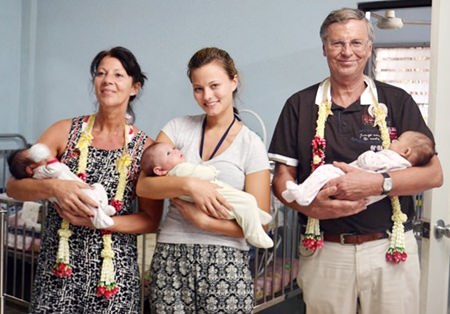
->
[[28, 143, 51, 162]]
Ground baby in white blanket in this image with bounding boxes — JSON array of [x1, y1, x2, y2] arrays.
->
[[7, 143, 115, 229], [140, 142, 273, 249], [282, 131, 435, 206]]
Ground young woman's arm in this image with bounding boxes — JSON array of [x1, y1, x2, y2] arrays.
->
[[136, 131, 232, 218], [172, 169, 271, 238]]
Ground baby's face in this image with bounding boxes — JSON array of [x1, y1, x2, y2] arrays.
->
[[389, 135, 410, 155], [24, 151, 47, 176], [155, 143, 185, 171]]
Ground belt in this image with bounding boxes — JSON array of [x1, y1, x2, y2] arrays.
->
[[323, 232, 388, 245]]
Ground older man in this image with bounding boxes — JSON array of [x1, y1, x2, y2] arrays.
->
[[269, 7, 442, 314]]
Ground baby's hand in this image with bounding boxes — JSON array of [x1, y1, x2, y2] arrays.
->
[[91, 206, 115, 229]]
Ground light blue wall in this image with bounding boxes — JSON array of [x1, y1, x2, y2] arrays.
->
[[1, 0, 22, 137], [1, 0, 430, 146]]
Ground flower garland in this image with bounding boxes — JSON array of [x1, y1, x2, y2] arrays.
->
[[369, 89, 408, 264], [303, 77, 407, 264], [53, 219, 72, 277], [53, 114, 132, 298], [302, 79, 332, 252]]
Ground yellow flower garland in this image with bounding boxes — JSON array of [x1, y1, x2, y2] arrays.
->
[[53, 220, 72, 277], [304, 77, 407, 263], [302, 79, 332, 252], [369, 88, 408, 263], [53, 114, 132, 298]]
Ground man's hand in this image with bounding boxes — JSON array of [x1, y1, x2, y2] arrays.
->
[[327, 162, 383, 201], [304, 185, 368, 219]]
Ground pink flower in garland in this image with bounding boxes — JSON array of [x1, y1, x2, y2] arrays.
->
[[53, 262, 72, 278], [78, 172, 87, 182], [386, 248, 408, 264], [311, 136, 326, 170], [96, 285, 106, 296], [302, 235, 323, 252], [96, 282, 120, 299], [312, 135, 326, 151], [110, 199, 123, 213], [100, 230, 112, 236]]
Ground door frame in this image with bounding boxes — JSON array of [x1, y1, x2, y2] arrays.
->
[[420, 0, 450, 313]]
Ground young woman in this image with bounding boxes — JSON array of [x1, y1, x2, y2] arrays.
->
[[137, 47, 271, 313]]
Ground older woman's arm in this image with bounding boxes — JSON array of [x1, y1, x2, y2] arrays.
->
[[6, 119, 96, 217], [106, 197, 164, 234]]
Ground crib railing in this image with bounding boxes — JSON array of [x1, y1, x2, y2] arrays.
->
[[0, 197, 302, 314], [252, 199, 301, 312], [0, 135, 302, 313]]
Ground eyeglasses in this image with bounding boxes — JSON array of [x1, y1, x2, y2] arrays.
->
[[326, 39, 370, 52]]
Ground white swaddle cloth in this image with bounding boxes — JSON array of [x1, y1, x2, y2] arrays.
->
[[28, 143, 115, 229]]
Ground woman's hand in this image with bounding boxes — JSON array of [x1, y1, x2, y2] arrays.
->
[[171, 198, 212, 229], [51, 180, 98, 218], [55, 204, 95, 228], [187, 178, 233, 219]]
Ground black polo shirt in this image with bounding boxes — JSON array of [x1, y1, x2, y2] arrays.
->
[[269, 80, 433, 234]]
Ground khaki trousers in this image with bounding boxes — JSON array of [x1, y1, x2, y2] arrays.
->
[[297, 231, 420, 314]]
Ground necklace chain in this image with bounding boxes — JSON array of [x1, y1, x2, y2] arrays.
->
[[199, 115, 236, 161]]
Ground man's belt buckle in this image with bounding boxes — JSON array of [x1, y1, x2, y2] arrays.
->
[[339, 233, 354, 245]]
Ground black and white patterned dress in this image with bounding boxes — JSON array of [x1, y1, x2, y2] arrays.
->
[[30, 116, 148, 314]]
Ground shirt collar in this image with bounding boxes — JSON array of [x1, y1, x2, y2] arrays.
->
[[315, 75, 377, 106]]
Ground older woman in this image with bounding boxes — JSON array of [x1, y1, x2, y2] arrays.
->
[[7, 46, 162, 313]]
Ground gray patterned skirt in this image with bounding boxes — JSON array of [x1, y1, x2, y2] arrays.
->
[[150, 243, 254, 314]]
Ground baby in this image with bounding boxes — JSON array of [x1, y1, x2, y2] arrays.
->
[[7, 143, 115, 229], [283, 130, 435, 206], [140, 142, 274, 249]]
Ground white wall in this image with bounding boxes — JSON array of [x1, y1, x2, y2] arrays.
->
[[1, 0, 430, 146]]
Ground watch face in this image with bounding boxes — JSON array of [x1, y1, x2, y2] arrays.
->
[[383, 178, 393, 192]]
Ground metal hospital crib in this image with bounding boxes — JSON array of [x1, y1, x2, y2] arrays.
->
[[0, 134, 302, 314]]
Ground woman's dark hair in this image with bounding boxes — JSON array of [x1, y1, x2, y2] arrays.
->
[[90, 46, 147, 123]]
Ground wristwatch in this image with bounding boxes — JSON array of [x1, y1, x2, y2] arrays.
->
[[381, 172, 392, 195]]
